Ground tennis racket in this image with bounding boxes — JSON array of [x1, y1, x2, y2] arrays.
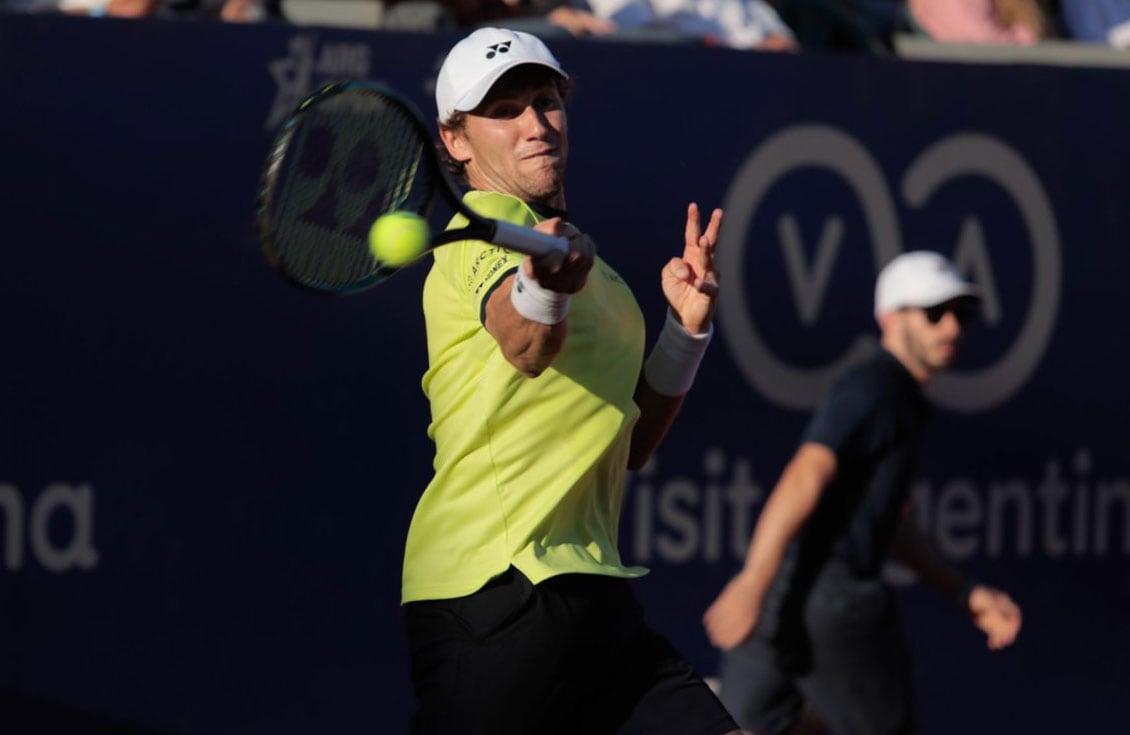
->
[[256, 80, 568, 294]]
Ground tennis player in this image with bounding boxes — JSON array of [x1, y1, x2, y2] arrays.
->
[[703, 251, 1023, 735], [400, 27, 739, 735]]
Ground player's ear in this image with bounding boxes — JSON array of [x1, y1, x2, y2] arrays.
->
[[439, 126, 470, 163]]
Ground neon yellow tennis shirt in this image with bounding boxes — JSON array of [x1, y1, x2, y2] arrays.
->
[[402, 191, 649, 603]]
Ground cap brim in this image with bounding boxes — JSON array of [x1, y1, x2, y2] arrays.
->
[[875, 284, 981, 318], [923, 285, 981, 307]]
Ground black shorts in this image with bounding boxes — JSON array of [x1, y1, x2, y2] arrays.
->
[[404, 567, 737, 735], [717, 570, 914, 735]]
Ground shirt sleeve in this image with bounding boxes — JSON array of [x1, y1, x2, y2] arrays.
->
[[430, 191, 539, 323], [801, 368, 877, 457]]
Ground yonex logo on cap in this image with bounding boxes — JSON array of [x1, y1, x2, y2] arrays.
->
[[485, 41, 511, 59], [435, 28, 568, 123]]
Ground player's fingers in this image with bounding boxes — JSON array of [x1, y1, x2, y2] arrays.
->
[[664, 257, 691, 282], [534, 216, 565, 237], [571, 230, 596, 258], [558, 220, 583, 240], [703, 207, 723, 247], [530, 219, 587, 278], [552, 220, 592, 263], [564, 233, 595, 274], [684, 202, 702, 250], [530, 249, 566, 279], [538, 232, 594, 294]]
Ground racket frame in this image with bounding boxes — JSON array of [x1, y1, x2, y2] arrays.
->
[[256, 80, 567, 294]]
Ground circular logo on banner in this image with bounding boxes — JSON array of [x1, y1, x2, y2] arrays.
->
[[717, 125, 1061, 414]]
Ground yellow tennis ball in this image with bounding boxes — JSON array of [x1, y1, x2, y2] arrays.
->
[[368, 211, 430, 267]]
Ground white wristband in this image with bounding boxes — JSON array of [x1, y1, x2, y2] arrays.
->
[[510, 268, 571, 325], [644, 309, 713, 396]]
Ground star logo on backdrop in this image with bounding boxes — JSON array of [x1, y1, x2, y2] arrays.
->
[[263, 35, 376, 132], [265, 36, 316, 132]]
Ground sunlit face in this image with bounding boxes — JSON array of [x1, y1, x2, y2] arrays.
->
[[440, 68, 568, 208], [884, 297, 979, 382]]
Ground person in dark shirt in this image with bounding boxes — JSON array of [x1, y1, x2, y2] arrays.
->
[[703, 250, 1023, 735]]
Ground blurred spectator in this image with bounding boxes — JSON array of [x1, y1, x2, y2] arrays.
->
[[163, 0, 283, 20], [770, 0, 912, 54], [907, 0, 1049, 44], [1, 0, 70, 10], [65, 0, 160, 15], [382, 0, 616, 36], [14, 0, 282, 19], [1060, 0, 1130, 47], [537, 1, 618, 35], [577, 0, 799, 49], [218, 0, 270, 20], [2, 0, 50, 9], [993, 0, 1049, 36]]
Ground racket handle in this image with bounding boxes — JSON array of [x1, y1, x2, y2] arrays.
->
[[491, 220, 569, 256]]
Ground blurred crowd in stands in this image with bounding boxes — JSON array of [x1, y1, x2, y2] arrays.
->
[[3, 0, 1128, 54]]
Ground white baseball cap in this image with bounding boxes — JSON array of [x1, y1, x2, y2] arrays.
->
[[435, 27, 567, 124], [874, 251, 981, 319]]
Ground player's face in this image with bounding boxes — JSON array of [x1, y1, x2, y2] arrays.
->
[[898, 297, 977, 377], [448, 71, 568, 207]]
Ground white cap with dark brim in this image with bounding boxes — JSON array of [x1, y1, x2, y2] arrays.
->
[[874, 251, 981, 320], [435, 27, 567, 124]]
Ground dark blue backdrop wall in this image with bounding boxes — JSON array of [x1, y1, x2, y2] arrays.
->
[[2, 11, 1128, 734]]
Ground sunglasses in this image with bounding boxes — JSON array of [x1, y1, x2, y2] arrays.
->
[[921, 300, 978, 327]]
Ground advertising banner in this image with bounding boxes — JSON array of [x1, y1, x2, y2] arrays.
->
[[2, 12, 1127, 733]]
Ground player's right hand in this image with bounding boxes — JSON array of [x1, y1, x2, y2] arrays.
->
[[527, 217, 594, 295]]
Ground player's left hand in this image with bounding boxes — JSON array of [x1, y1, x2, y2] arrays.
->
[[662, 203, 723, 335], [967, 585, 1022, 650]]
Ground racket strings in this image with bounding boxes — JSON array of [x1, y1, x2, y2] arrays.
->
[[265, 87, 437, 291]]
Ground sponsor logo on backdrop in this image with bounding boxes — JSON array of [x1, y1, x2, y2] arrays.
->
[[0, 483, 98, 572], [630, 130, 1128, 569], [264, 35, 374, 131], [717, 125, 1062, 414], [626, 449, 1130, 566]]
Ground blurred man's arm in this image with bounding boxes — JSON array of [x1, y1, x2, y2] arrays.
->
[[703, 442, 836, 649], [892, 510, 1023, 649]]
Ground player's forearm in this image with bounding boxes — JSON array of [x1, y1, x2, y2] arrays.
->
[[485, 275, 568, 377], [627, 378, 684, 470], [626, 309, 711, 468]]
